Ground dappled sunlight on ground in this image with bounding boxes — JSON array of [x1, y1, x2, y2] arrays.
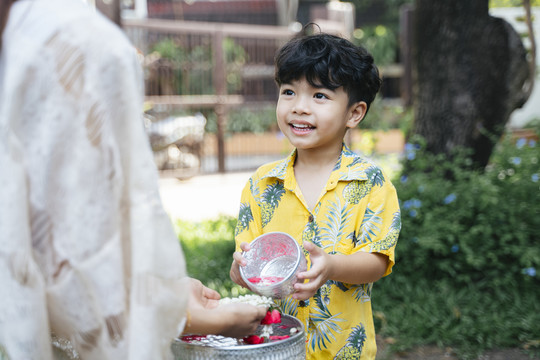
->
[[159, 171, 251, 222]]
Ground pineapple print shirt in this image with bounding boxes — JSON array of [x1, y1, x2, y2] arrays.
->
[[235, 144, 401, 359]]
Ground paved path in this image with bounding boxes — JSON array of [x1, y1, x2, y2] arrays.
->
[[158, 171, 252, 222]]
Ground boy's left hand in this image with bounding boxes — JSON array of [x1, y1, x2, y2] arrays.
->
[[292, 241, 330, 300]]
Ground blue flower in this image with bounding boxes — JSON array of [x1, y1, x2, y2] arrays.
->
[[404, 143, 417, 160], [522, 267, 536, 277], [451, 244, 459, 253], [417, 185, 425, 193], [443, 193, 457, 204], [532, 174, 539, 183], [529, 139, 537, 147], [409, 210, 417, 217], [400, 175, 408, 183], [516, 138, 527, 149], [510, 157, 521, 165], [402, 198, 422, 210], [404, 143, 415, 151]]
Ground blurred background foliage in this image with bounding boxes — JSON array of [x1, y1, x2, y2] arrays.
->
[[353, 24, 398, 66], [174, 215, 252, 299], [203, 99, 413, 135], [350, 0, 411, 66], [490, 0, 540, 6], [148, 37, 246, 95], [383, 122, 540, 359]]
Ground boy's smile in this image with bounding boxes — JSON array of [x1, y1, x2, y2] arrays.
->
[[289, 120, 315, 134], [276, 77, 366, 155]]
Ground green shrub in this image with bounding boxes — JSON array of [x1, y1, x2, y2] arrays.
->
[[175, 216, 249, 298], [374, 130, 540, 358], [353, 24, 398, 66], [149, 37, 246, 96], [394, 133, 539, 288], [204, 100, 410, 135], [360, 97, 414, 132], [375, 275, 540, 359], [204, 105, 277, 134]]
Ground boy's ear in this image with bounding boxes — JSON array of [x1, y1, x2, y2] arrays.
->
[[346, 101, 367, 129]]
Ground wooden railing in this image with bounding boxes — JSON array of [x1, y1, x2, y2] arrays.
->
[[123, 18, 297, 172]]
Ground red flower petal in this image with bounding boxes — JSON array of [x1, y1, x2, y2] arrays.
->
[[243, 335, 265, 344], [261, 309, 281, 325], [269, 335, 290, 341]]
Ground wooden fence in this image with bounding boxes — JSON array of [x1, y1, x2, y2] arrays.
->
[[123, 18, 297, 173]]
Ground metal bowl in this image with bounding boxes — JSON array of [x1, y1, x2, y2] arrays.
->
[[172, 314, 305, 360], [239, 232, 307, 299]]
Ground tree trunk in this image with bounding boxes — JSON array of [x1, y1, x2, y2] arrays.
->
[[411, 0, 530, 168]]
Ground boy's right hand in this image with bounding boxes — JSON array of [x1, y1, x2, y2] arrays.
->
[[229, 241, 251, 288]]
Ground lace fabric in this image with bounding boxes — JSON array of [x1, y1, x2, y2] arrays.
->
[[0, 1, 189, 359]]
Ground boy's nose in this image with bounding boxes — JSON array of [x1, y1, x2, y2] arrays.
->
[[292, 96, 310, 114]]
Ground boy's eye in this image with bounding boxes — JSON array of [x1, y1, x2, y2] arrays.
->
[[282, 89, 294, 96], [314, 92, 329, 100]]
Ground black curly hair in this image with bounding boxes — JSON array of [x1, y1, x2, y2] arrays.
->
[[274, 32, 382, 111]]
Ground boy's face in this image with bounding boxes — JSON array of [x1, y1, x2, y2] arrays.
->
[[276, 77, 366, 154]]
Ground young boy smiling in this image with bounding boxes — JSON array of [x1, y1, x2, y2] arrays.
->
[[230, 32, 401, 359]]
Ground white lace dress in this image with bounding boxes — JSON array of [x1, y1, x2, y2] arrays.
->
[[0, 1, 189, 359]]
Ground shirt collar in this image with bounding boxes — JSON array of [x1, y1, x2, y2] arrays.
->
[[260, 143, 375, 184]]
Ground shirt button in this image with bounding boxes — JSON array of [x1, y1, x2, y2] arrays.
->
[[299, 300, 306, 307], [308, 214, 314, 222]]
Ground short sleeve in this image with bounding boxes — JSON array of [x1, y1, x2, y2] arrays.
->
[[234, 177, 264, 250], [353, 178, 401, 277]]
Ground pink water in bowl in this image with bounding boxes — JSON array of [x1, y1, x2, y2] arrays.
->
[[248, 276, 285, 286]]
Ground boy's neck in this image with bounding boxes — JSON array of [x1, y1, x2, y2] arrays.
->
[[294, 143, 342, 170], [293, 145, 342, 210]]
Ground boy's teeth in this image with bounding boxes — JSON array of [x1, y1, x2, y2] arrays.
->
[[293, 124, 310, 128]]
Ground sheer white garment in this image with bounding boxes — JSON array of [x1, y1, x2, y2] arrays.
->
[[0, 1, 189, 359]]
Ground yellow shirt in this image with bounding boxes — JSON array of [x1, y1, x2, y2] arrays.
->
[[235, 144, 401, 359]]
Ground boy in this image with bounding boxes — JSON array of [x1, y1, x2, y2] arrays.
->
[[230, 32, 401, 359]]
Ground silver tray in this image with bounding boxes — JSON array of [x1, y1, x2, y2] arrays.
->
[[171, 314, 305, 360]]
